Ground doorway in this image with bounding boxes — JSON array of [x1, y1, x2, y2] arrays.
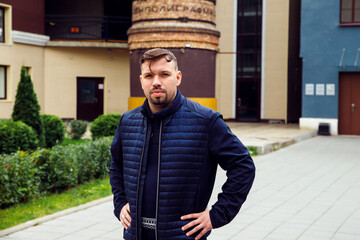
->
[[236, 0, 262, 121], [339, 72, 360, 135], [77, 77, 104, 121]]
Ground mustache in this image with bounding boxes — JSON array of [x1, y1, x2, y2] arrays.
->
[[150, 87, 166, 92]]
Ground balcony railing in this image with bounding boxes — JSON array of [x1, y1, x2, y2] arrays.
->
[[45, 15, 131, 42]]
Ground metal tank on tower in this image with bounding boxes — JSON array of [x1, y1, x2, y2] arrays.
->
[[127, 0, 220, 110]]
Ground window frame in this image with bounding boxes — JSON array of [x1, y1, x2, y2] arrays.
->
[[0, 66, 6, 100], [340, 0, 360, 26], [0, 7, 4, 43]]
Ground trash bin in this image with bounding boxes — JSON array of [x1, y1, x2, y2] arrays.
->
[[318, 123, 330, 136]]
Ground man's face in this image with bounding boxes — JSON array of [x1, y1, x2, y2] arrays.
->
[[140, 57, 182, 113]]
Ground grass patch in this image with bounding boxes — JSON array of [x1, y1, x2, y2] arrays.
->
[[247, 146, 259, 156], [0, 176, 111, 230], [61, 137, 91, 146]]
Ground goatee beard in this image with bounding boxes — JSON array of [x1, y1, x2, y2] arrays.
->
[[150, 95, 168, 105], [149, 87, 167, 105]]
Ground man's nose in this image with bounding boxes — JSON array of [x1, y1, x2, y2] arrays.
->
[[152, 75, 161, 86]]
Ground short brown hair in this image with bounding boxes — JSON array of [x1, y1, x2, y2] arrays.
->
[[140, 48, 178, 71]]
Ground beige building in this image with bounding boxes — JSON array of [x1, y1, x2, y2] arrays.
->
[[0, 1, 131, 121], [1, 0, 301, 123], [0, 37, 130, 120], [216, 0, 301, 122]]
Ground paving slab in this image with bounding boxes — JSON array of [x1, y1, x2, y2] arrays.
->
[[2, 126, 359, 240], [227, 122, 317, 154]]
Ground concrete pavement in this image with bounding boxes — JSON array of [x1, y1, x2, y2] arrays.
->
[[209, 136, 360, 240], [1, 124, 360, 239], [227, 122, 317, 155]]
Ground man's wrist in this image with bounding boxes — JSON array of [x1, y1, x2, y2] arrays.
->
[[114, 201, 127, 221], [209, 208, 222, 229]]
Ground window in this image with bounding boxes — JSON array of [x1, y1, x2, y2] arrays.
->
[[341, 0, 360, 24], [0, 66, 6, 99], [0, 7, 4, 42]]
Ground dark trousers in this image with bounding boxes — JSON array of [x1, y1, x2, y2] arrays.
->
[[141, 228, 155, 240]]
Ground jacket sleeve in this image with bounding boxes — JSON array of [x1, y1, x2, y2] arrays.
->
[[109, 116, 128, 221], [208, 116, 256, 228]]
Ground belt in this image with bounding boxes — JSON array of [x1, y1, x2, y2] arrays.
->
[[141, 217, 156, 230]]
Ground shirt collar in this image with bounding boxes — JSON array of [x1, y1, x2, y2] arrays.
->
[[141, 89, 183, 119]]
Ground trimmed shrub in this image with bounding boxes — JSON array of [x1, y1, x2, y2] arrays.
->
[[41, 114, 65, 148], [70, 120, 88, 140], [12, 67, 45, 147], [35, 147, 78, 193], [75, 137, 112, 183], [90, 113, 121, 140], [0, 137, 112, 207], [0, 120, 38, 154], [0, 118, 9, 124], [0, 151, 39, 207], [91, 137, 112, 177]]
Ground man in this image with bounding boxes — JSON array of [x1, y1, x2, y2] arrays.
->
[[110, 48, 255, 240]]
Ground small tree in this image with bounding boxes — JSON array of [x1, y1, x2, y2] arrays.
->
[[12, 67, 45, 147]]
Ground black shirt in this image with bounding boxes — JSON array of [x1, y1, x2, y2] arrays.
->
[[142, 114, 161, 219]]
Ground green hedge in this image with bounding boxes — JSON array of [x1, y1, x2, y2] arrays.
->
[[0, 118, 9, 124], [0, 120, 38, 154], [35, 147, 78, 193], [90, 113, 121, 140], [75, 139, 112, 184], [0, 137, 113, 208], [0, 151, 39, 207]]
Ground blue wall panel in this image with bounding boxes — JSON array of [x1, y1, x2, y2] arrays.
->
[[301, 0, 360, 118]]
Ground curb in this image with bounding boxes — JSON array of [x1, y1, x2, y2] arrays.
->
[[0, 195, 113, 237], [246, 131, 317, 155]]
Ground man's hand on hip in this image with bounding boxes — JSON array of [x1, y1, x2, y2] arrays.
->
[[120, 203, 131, 229], [181, 208, 213, 240]]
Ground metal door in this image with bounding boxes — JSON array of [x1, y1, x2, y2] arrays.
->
[[339, 72, 360, 135], [77, 77, 104, 121]]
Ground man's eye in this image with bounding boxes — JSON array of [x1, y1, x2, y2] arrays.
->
[[144, 74, 152, 78], [161, 73, 169, 76]]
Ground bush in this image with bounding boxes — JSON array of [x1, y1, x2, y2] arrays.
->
[[0, 121, 38, 154], [90, 113, 121, 140], [70, 120, 88, 140], [12, 67, 45, 147], [0, 151, 39, 207], [0, 137, 112, 207], [75, 137, 112, 183], [41, 114, 65, 148], [35, 147, 78, 193], [0, 118, 9, 124]]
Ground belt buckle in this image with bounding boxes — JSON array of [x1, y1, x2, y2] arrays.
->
[[141, 217, 156, 230]]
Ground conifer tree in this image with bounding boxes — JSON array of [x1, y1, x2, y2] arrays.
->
[[12, 67, 45, 147]]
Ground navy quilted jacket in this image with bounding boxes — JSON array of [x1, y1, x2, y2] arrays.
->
[[110, 91, 255, 240]]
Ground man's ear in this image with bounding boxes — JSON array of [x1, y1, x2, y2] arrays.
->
[[139, 75, 143, 89], [176, 71, 182, 87]]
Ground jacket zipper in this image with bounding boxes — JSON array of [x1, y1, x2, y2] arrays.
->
[[136, 121, 148, 240], [155, 120, 163, 240]]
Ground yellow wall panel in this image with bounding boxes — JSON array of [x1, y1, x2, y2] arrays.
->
[[263, 0, 290, 121]]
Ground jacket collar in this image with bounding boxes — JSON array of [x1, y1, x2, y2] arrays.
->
[[141, 89, 184, 119]]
